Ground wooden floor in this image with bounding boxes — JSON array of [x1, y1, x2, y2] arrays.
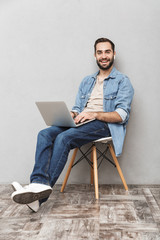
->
[[0, 184, 160, 240]]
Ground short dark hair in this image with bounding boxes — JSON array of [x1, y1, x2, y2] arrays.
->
[[94, 38, 115, 52]]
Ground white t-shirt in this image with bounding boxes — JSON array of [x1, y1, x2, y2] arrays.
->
[[83, 76, 103, 112]]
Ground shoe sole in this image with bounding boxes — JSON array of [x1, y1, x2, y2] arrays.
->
[[11, 183, 40, 212], [12, 189, 52, 204]]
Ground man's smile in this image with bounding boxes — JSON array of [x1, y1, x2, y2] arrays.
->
[[99, 59, 110, 64]]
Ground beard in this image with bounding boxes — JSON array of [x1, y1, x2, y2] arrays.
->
[[96, 56, 114, 70]]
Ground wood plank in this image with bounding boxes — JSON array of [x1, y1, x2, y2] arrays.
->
[[0, 184, 160, 239]]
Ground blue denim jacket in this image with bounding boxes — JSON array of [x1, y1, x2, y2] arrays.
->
[[72, 67, 134, 156]]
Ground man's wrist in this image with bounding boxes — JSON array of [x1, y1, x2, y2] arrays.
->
[[93, 112, 98, 119]]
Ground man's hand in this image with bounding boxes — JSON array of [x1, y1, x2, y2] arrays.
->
[[70, 111, 79, 119], [74, 112, 96, 124], [70, 112, 75, 119]]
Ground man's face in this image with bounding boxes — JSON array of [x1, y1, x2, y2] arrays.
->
[[95, 42, 115, 71]]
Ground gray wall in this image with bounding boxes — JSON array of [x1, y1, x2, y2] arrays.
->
[[0, 0, 160, 185]]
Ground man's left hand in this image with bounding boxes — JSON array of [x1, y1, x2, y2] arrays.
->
[[74, 112, 96, 124]]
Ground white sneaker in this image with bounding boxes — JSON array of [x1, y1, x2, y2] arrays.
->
[[11, 182, 52, 205], [11, 182, 40, 212]]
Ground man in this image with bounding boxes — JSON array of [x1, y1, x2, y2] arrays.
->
[[11, 38, 134, 212]]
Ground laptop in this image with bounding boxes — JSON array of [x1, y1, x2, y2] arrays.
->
[[35, 101, 95, 127]]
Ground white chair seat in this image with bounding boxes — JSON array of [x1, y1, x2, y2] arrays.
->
[[93, 136, 112, 143]]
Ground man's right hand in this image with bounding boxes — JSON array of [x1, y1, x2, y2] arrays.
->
[[70, 112, 75, 119], [70, 111, 79, 119]]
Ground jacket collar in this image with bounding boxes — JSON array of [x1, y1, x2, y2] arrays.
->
[[92, 66, 117, 80]]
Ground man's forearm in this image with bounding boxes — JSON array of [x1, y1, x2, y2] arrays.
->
[[94, 111, 122, 123], [74, 111, 122, 124]]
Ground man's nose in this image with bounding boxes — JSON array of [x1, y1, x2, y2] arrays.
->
[[101, 53, 107, 59]]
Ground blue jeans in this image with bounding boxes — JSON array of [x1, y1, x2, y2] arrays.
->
[[30, 120, 111, 188]]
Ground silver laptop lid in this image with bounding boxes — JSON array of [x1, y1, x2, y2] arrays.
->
[[35, 101, 77, 127]]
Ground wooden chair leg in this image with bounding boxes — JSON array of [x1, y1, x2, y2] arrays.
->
[[61, 148, 78, 192], [90, 149, 94, 185], [92, 145, 99, 199], [108, 143, 128, 191]]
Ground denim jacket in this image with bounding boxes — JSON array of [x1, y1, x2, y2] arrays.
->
[[72, 67, 134, 156]]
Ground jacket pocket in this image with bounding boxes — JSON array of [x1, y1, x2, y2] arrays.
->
[[104, 92, 117, 100], [104, 92, 117, 111], [80, 94, 87, 109]]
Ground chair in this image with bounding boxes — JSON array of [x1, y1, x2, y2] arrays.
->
[[61, 137, 128, 199]]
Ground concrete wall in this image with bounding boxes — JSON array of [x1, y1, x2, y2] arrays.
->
[[0, 0, 160, 184]]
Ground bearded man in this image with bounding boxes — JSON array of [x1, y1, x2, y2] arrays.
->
[[11, 37, 134, 212]]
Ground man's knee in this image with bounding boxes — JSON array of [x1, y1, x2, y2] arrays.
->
[[55, 130, 78, 150], [37, 126, 65, 142], [37, 128, 52, 142], [54, 131, 71, 146]]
